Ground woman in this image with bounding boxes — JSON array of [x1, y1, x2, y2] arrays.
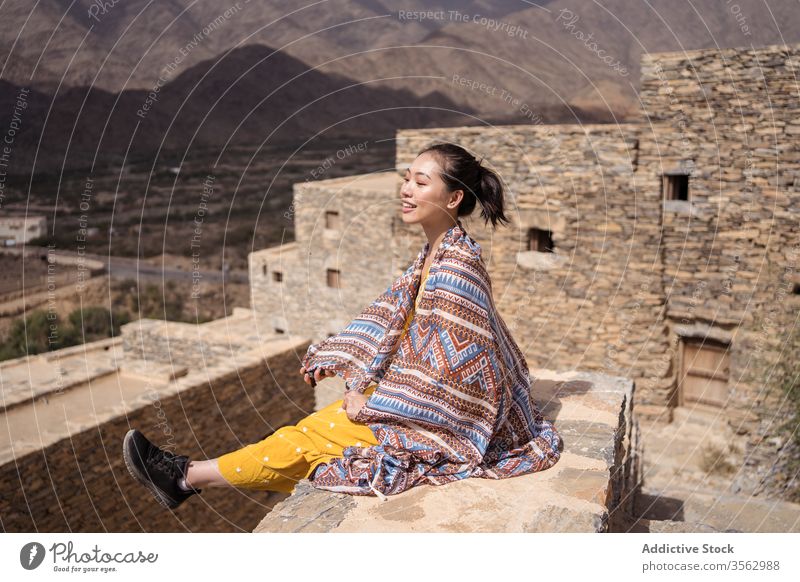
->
[[122, 143, 562, 508]]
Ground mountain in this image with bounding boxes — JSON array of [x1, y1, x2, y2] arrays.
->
[[0, 0, 538, 93], [1, 0, 798, 173], [0, 43, 475, 174], [314, 0, 800, 119]]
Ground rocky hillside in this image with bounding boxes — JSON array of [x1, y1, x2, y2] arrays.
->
[[1, 0, 798, 174]]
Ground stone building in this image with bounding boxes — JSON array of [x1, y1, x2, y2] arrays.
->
[[251, 41, 800, 500], [0, 215, 47, 245]]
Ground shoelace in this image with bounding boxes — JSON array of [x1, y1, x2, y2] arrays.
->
[[146, 447, 182, 479]]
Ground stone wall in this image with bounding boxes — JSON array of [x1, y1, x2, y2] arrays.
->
[[121, 310, 274, 369], [637, 43, 800, 497], [0, 342, 315, 532]]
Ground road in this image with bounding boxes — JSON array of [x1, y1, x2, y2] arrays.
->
[[11, 246, 249, 285]]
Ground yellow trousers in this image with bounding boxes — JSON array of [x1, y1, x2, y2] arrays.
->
[[217, 384, 379, 493]]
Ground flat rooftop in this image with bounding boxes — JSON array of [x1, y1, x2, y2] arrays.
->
[[298, 170, 399, 192], [0, 308, 304, 466]]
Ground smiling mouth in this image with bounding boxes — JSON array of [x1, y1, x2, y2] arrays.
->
[[402, 201, 417, 208]]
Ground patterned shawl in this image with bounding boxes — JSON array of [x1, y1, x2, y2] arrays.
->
[[301, 219, 562, 498]]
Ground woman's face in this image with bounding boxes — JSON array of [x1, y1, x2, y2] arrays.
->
[[400, 152, 462, 226]]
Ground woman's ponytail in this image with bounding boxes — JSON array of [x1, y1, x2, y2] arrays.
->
[[475, 162, 510, 229]]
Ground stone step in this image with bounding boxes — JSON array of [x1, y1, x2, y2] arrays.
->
[[119, 358, 188, 383], [631, 518, 733, 533], [635, 486, 800, 532], [671, 406, 730, 432]]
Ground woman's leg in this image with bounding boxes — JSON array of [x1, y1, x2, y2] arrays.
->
[[182, 456, 318, 490], [184, 458, 227, 489], [208, 387, 380, 494], [123, 387, 380, 508]]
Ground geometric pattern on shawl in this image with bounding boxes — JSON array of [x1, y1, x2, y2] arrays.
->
[[301, 219, 562, 497]]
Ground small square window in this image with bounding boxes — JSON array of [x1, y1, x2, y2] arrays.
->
[[327, 269, 340, 288], [792, 282, 800, 295], [275, 327, 285, 334], [662, 174, 689, 201], [325, 210, 340, 230], [528, 228, 554, 253], [272, 271, 283, 283]]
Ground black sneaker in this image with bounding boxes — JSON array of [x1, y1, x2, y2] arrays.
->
[[122, 429, 201, 509]]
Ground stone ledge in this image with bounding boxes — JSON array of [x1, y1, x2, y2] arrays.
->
[[254, 368, 640, 533], [120, 310, 294, 367]]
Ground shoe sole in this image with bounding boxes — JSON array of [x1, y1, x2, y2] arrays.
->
[[122, 429, 181, 510]]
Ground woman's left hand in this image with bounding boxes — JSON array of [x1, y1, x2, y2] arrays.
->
[[342, 390, 369, 421]]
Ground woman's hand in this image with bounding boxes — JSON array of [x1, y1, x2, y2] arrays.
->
[[299, 365, 336, 386], [342, 390, 369, 421]]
